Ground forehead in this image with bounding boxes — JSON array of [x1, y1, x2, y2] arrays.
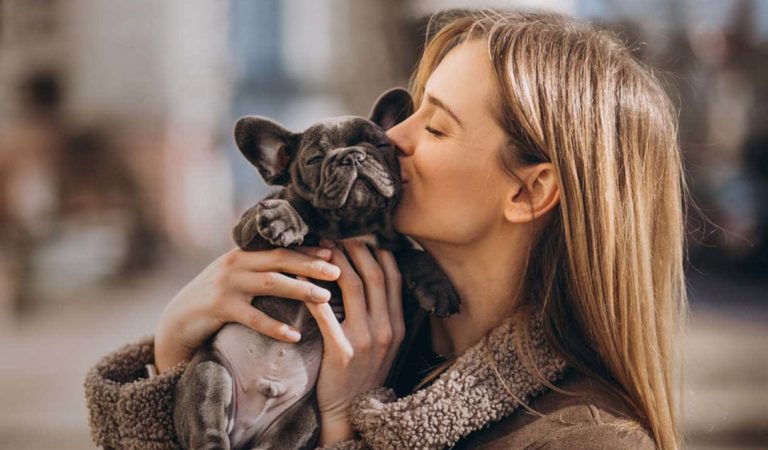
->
[[303, 116, 384, 147], [425, 39, 496, 124]]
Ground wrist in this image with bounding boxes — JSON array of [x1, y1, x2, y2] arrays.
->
[[319, 414, 355, 446], [154, 328, 191, 374]]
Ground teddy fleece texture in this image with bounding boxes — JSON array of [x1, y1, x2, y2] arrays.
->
[[84, 310, 647, 450]]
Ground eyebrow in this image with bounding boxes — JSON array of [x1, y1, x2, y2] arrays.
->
[[425, 92, 464, 129]]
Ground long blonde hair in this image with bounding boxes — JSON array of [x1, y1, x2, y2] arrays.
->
[[407, 9, 689, 449]]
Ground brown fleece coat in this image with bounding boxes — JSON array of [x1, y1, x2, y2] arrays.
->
[[84, 312, 655, 449]]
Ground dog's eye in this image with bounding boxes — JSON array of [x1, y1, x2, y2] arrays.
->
[[307, 156, 323, 165], [375, 142, 390, 148]]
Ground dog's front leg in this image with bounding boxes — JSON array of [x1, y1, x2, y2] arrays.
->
[[233, 192, 311, 250], [394, 247, 461, 318]]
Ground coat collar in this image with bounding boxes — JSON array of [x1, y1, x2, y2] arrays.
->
[[347, 309, 570, 449]]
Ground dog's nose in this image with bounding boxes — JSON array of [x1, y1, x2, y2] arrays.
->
[[341, 150, 366, 166]]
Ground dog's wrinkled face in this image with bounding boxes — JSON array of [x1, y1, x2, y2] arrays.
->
[[234, 88, 413, 222]]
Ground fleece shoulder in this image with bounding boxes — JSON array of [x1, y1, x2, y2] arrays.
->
[[536, 422, 657, 450], [83, 334, 189, 450]]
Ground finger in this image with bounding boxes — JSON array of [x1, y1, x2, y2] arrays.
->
[[228, 270, 332, 304], [376, 248, 404, 336], [305, 300, 353, 358], [376, 248, 405, 366], [230, 247, 340, 281], [328, 247, 368, 332], [340, 239, 390, 329], [223, 299, 303, 343], [298, 275, 345, 321], [319, 239, 336, 248], [294, 245, 333, 261]]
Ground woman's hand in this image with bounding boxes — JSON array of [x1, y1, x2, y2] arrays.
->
[[153, 245, 341, 374], [299, 236, 405, 445]]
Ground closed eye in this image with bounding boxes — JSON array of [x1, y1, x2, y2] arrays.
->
[[425, 126, 445, 138], [307, 155, 323, 165]]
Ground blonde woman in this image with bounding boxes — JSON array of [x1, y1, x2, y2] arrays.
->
[[85, 8, 687, 450]]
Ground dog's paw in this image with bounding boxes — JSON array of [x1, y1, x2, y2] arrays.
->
[[411, 277, 461, 318], [255, 199, 309, 247], [233, 205, 262, 249]]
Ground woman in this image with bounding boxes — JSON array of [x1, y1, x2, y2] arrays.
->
[[85, 8, 687, 450]]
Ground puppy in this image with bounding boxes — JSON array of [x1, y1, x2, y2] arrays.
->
[[173, 88, 460, 450]]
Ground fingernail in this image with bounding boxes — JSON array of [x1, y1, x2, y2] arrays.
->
[[311, 286, 331, 301], [285, 328, 301, 342], [316, 248, 332, 259], [322, 263, 341, 277]]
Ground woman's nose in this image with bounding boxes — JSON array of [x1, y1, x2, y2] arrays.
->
[[386, 120, 414, 157]]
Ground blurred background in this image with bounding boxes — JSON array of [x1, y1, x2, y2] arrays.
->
[[0, 0, 766, 449]]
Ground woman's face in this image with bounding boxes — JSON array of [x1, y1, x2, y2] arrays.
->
[[387, 39, 511, 245]]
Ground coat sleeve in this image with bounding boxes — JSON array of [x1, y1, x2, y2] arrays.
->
[[83, 334, 189, 450], [537, 422, 657, 450], [315, 439, 369, 450], [312, 386, 401, 450]]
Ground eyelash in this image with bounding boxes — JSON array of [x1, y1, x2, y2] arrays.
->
[[425, 126, 445, 138]]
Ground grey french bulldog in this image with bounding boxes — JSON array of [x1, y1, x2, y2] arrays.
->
[[173, 87, 461, 450]]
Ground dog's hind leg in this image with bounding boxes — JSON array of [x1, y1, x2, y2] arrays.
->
[[174, 353, 234, 450], [245, 389, 320, 450]]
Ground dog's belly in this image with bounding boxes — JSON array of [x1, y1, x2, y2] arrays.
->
[[212, 322, 323, 448]]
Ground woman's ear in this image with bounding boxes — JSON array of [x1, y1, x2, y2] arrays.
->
[[503, 163, 560, 224]]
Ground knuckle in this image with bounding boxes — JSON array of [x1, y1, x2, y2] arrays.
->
[[392, 324, 405, 343], [387, 270, 402, 286], [304, 285, 318, 303], [347, 278, 365, 298], [344, 278, 364, 295], [336, 350, 354, 366], [260, 272, 278, 291], [392, 331, 405, 347], [221, 249, 240, 268], [330, 247, 347, 262], [270, 247, 290, 264], [210, 292, 228, 311], [343, 237, 364, 247], [309, 258, 324, 273], [374, 330, 393, 347], [212, 271, 230, 292], [272, 322, 288, 338], [365, 269, 385, 286], [356, 336, 373, 352], [250, 311, 266, 329]]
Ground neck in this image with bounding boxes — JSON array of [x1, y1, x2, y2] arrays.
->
[[416, 227, 530, 358]]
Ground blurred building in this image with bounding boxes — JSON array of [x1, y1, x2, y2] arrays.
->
[[0, 0, 233, 318]]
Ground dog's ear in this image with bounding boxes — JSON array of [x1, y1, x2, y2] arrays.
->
[[234, 116, 300, 186], [369, 87, 413, 130]]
